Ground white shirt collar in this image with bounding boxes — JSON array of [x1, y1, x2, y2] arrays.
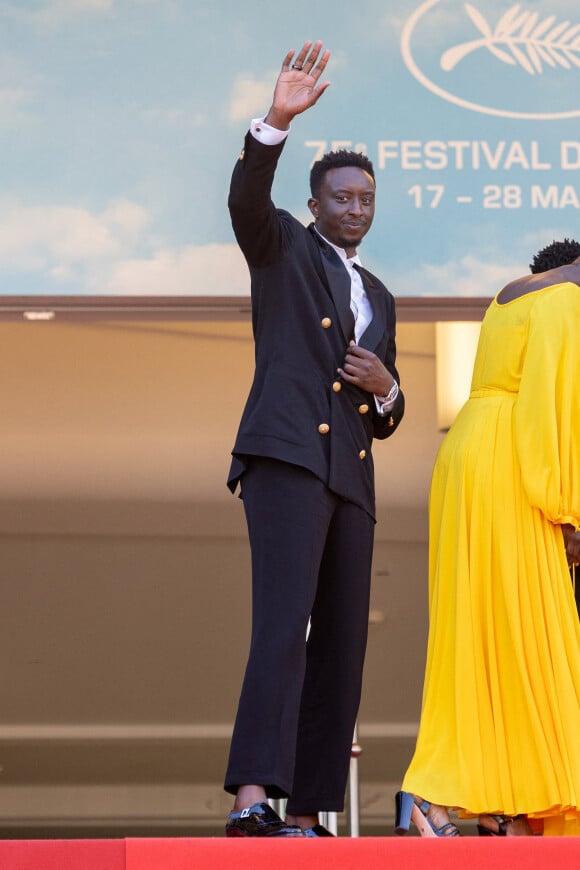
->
[[313, 226, 362, 270]]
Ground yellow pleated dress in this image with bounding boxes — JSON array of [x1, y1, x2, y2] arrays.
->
[[402, 282, 580, 835]]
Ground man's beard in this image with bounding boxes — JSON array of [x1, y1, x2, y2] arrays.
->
[[337, 233, 365, 250]]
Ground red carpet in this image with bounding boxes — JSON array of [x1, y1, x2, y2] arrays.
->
[[0, 837, 579, 869], [0, 840, 125, 870]]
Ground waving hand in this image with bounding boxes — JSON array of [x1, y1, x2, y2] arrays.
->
[[265, 41, 331, 130]]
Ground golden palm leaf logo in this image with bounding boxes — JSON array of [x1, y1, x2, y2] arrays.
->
[[441, 3, 580, 75], [401, 0, 580, 118]]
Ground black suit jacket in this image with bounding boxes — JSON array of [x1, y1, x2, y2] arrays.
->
[[227, 131, 405, 519]]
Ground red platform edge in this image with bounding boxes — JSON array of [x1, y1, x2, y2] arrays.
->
[[0, 839, 125, 870], [0, 836, 579, 870]]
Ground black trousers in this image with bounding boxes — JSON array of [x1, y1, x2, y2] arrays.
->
[[224, 457, 375, 814]]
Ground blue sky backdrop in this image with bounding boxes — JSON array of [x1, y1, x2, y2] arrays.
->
[[1, 0, 579, 296]]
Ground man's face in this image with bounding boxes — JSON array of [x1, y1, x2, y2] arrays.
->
[[308, 166, 376, 257]]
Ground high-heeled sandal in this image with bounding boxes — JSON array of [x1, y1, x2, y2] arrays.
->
[[395, 791, 460, 837], [477, 814, 528, 836]]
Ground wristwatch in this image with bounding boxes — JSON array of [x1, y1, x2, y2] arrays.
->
[[377, 381, 399, 409]]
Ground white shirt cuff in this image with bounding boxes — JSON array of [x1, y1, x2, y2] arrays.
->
[[374, 382, 399, 415], [250, 116, 290, 146]]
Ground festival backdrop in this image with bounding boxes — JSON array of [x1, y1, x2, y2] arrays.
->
[[1, 0, 579, 298]]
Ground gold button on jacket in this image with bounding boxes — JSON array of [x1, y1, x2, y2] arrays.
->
[[359, 449, 366, 460], [332, 381, 342, 392], [321, 317, 332, 329], [358, 403, 369, 415], [318, 423, 330, 435]]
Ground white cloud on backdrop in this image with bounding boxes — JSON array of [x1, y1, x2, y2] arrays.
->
[[0, 199, 148, 268], [104, 243, 248, 295], [228, 75, 277, 123], [0, 197, 249, 295], [387, 223, 575, 297], [394, 255, 519, 297]]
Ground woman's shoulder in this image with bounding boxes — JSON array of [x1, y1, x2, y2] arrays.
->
[[497, 265, 580, 305]]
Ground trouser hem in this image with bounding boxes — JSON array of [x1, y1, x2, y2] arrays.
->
[[224, 777, 291, 800], [286, 798, 345, 815]]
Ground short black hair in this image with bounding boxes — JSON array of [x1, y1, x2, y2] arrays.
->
[[310, 149, 375, 198], [530, 237, 580, 273]]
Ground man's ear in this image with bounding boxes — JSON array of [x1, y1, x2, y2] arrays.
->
[[308, 197, 318, 219]]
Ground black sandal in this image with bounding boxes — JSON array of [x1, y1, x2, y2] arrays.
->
[[477, 814, 527, 836]]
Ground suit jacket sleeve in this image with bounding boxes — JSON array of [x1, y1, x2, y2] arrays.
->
[[228, 132, 288, 268], [370, 284, 404, 440]]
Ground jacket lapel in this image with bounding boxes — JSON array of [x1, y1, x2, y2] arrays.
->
[[356, 267, 387, 352], [309, 225, 355, 343]]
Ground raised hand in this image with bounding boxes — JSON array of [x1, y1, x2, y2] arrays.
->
[[265, 40, 331, 130]]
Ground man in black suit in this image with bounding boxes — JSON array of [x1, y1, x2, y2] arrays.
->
[[224, 40, 405, 838]]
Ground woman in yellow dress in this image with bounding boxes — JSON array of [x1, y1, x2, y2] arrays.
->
[[396, 239, 580, 838]]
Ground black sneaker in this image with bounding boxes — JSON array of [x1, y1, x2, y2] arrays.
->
[[225, 802, 305, 837]]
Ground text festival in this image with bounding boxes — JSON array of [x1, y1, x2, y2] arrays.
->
[[306, 139, 580, 171]]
